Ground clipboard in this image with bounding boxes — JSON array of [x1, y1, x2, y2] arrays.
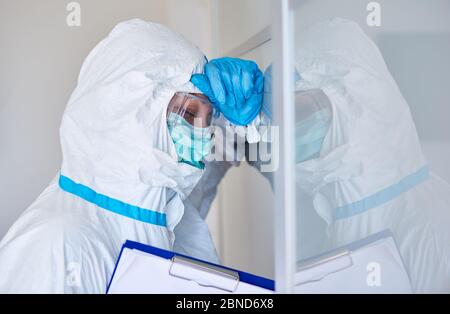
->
[[294, 230, 413, 294], [106, 240, 274, 294]]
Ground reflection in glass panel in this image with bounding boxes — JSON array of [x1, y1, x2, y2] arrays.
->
[[293, 1, 450, 293]]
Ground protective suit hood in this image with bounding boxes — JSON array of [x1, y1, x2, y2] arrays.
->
[[0, 20, 214, 293], [60, 19, 207, 230], [295, 18, 427, 224]]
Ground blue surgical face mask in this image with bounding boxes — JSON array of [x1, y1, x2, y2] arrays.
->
[[167, 112, 213, 169], [295, 109, 331, 163]]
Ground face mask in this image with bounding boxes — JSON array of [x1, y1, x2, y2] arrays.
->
[[295, 109, 331, 163], [167, 112, 213, 169]]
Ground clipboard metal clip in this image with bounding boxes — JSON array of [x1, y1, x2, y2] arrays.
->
[[295, 250, 354, 286], [169, 256, 240, 293]]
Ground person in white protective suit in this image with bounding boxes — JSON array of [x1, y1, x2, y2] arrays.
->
[[0, 19, 228, 293], [293, 19, 450, 292]]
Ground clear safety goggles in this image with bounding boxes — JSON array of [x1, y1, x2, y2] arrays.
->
[[167, 92, 214, 129]]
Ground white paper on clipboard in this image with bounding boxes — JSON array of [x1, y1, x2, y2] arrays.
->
[[294, 230, 413, 294], [107, 241, 274, 294]]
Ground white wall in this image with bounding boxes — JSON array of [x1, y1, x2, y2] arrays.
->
[[0, 0, 213, 238], [214, 0, 271, 56]]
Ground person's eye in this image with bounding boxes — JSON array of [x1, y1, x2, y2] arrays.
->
[[184, 111, 196, 118]]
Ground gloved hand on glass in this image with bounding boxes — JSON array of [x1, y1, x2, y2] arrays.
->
[[191, 57, 264, 126]]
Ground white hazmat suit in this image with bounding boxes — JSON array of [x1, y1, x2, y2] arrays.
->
[[0, 19, 219, 293]]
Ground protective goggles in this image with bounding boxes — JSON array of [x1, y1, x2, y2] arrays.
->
[[166, 92, 214, 129]]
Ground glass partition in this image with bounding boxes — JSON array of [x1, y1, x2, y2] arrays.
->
[[211, 0, 275, 280], [291, 0, 450, 293]]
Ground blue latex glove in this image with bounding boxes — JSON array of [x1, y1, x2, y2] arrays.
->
[[191, 57, 264, 126]]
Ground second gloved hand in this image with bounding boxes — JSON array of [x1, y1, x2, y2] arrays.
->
[[191, 57, 264, 126]]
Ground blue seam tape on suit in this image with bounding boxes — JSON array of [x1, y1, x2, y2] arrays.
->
[[59, 175, 167, 227], [334, 166, 429, 221]]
